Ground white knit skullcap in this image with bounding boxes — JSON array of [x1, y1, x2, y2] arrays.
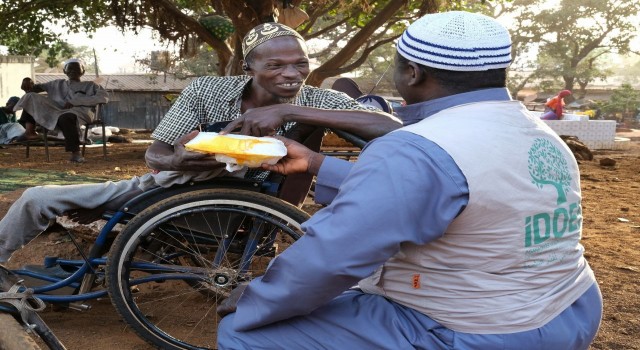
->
[[397, 11, 511, 71], [63, 58, 85, 71]]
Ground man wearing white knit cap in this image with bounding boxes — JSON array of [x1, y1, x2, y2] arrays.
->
[[217, 11, 602, 350], [14, 59, 109, 162]]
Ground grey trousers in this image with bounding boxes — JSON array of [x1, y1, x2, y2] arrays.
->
[[0, 169, 228, 262]]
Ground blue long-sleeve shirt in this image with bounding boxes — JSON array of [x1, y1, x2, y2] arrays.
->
[[315, 88, 512, 203], [233, 88, 512, 331]]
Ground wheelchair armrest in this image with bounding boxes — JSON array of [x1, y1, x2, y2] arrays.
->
[[117, 177, 272, 216], [328, 129, 367, 149]]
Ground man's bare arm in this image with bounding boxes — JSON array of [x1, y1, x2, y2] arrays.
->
[[221, 104, 402, 141], [145, 131, 225, 171], [28, 85, 45, 93]]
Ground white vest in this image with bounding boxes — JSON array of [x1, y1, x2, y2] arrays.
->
[[358, 101, 596, 334]]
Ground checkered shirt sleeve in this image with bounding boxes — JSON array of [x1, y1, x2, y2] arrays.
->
[[151, 76, 374, 145], [297, 86, 374, 111], [151, 76, 250, 145]]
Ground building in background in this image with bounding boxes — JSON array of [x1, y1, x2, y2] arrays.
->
[[0, 56, 33, 109]]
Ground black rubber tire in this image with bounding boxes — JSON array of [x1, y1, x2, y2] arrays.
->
[[106, 188, 308, 350]]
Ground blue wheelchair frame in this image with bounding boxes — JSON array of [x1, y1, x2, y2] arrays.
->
[[1, 177, 275, 305], [0, 127, 364, 349]]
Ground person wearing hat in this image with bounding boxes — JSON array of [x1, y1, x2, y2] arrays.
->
[[0, 97, 20, 122], [13, 59, 109, 162], [0, 96, 20, 124], [216, 11, 601, 350], [541, 89, 572, 120], [0, 23, 400, 266], [355, 94, 394, 114], [0, 97, 26, 144], [146, 22, 400, 172]]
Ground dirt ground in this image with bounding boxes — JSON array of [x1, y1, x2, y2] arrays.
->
[[0, 130, 639, 350]]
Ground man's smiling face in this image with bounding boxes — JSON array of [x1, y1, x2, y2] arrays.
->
[[245, 36, 310, 103]]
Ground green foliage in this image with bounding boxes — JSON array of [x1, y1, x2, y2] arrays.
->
[[174, 0, 211, 13], [29, 44, 98, 74], [352, 42, 396, 93], [39, 42, 72, 68], [491, 0, 640, 94], [0, 1, 109, 58], [173, 45, 220, 78], [601, 84, 640, 116], [610, 56, 640, 85], [0, 0, 506, 82], [136, 45, 220, 78], [444, 0, 493, 12], [300, 0, 437, 77], [0, 1, 450, 80]]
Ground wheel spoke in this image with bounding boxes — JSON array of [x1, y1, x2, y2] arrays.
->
[[107, 189, 307, 349]]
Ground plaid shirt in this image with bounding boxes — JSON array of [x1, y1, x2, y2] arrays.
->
[[152, 75, 371, 145]]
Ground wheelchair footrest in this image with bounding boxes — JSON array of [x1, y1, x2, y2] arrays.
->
[[22, 265, 74, 280], [14, 265, 79, 295]]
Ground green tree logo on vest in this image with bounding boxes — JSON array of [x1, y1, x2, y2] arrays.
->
[[524, 138, 580, 263], [527, 138, 571, 205]]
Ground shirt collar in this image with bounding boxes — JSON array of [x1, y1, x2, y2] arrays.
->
[[394, 87, 512, 126], [229, 76, 253, 106]]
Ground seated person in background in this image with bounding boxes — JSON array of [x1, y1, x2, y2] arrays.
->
[[13, 59, 109, 162], [19, 77, 34, 95], [329, 78, 394, 114], [16, 77, 35, 131], [330, 77, 363, 99], [0, 123, 25, 145], [0, 97, 25, 144], [541, 89, 572, 120], [355, 94, 394, 114], [0, 97, 19, 124], [0, 22, 401, 265], [216, 12, 601, 350]]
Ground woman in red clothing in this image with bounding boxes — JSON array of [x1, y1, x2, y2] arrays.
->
[[540, 89, 572, 120]]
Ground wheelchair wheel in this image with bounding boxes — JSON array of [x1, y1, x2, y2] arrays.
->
[[106, 188, 309, 350]]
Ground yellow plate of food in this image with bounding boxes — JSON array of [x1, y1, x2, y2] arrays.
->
[[185, 132, 287, 168]]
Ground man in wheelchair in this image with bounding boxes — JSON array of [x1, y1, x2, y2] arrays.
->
[[144, 22, 400, 173], [0, 22, 401, 265], [216, 12, 602, 350]]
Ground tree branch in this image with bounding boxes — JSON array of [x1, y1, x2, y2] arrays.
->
[[306, 0, 411, 86], [145, 0, 232, 74], [304, 17, 349, 40]]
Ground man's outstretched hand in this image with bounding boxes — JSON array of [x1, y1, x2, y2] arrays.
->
[[261, 136, 325, 176], [219, 106, 286, 137], [170, 130, 220, 167]]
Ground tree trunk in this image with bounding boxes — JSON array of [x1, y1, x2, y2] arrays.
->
[[563, 76, 574, 92], [220, 0, 280, 75]]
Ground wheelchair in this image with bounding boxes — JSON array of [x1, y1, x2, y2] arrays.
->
[[0, 176, 310, 349], [0, 128, 366, 350]]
